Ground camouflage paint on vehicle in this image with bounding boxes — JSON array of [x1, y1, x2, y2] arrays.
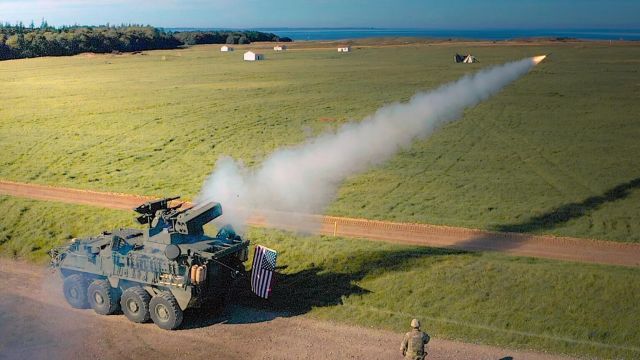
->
[[50, 197, 249, 330]]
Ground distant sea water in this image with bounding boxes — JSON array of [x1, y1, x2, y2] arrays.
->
[[170, 28, 640, 41], [256, 28, 640, 41]]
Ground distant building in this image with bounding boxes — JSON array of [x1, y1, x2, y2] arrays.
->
[[337, 46, 351, 52], [221, 45, 234, 52], [244, 51, 264, 61], [273, 45, 287, 51]]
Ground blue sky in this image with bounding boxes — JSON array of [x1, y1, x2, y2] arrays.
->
[[0, 0, 638, 29]]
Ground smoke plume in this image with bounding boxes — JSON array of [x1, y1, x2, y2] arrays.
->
[[198, 57, 543, 232]]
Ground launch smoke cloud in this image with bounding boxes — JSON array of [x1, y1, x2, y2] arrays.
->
[[198, 56, 545, 231]]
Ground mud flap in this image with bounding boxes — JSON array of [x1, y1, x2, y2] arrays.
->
[[169, 287, 192, 310]]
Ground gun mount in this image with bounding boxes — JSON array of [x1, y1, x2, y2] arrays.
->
[[134, 196, 181, 226], [133, 197, 224, 239]]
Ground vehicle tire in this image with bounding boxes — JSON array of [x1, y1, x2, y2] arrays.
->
[[149, 292, 183, 330], [121, 287, 151, 323], [63, 274, 88, 309], [87, 279, 120, 315]]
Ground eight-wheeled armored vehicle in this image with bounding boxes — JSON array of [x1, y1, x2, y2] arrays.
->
[[49, 197, 249, 330]]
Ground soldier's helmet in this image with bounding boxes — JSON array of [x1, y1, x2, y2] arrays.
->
[[411, 319, 420, 329]]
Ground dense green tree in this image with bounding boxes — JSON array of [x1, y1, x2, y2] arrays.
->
[[0, 23, 292, 61], [0, 42, 13, 59], [5, 34, 19, 49]]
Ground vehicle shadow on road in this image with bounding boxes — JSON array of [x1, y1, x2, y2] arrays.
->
[[181, 246, 469, 329], [450, 231, 537, 254]]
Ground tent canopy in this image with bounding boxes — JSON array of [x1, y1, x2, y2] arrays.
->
[[455, 53, 478, 63]]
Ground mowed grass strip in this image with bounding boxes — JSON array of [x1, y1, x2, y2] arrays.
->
[[0, 43, 639, 242], [1, 196, 638, 359]]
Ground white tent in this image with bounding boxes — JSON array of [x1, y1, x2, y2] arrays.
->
[[273, 45, 287, 51], [337, 46, 351, 52], [463, 55, 478, 63], [244, 51, 264, 61], [221, 45, 234, 52]]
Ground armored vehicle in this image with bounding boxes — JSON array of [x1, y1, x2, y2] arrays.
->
[[49, 197, 249, 330]]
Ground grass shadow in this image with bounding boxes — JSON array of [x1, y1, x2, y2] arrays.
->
[[494, 177, 640, 234], [182, 246, 468, 328], [454, 177, 640, 253]]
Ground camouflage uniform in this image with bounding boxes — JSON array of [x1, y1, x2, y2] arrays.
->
[[401, 320, 430, 360]]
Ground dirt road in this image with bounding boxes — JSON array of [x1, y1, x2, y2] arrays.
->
[[0, 180, 639, 267], [0, 259, 574, 360]]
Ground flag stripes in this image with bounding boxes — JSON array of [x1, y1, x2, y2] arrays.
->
[[251, 245, 277, 299]]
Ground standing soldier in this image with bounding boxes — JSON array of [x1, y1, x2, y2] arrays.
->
[[401, 319, 430, 359]]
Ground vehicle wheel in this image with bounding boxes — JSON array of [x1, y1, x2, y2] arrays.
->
[[88, 279, 120, 315], [121, 287, 151, 323], [63, 274, 88, 309], [149, 292, 183, 330]]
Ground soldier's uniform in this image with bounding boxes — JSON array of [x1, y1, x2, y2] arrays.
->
[[400, 319, 430, 360]]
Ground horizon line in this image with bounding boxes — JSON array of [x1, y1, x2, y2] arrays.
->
[[0, 21, 638, 32]]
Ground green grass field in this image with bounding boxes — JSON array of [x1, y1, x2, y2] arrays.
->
[[1, 196, 638, 359], [0, 42, 639, 241]]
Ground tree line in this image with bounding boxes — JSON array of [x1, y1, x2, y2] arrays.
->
[[0, 22, 291, 60], [173, 30, 291, 46]]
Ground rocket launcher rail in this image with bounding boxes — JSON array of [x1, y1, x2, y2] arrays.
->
[[174, 201, 222, 235]]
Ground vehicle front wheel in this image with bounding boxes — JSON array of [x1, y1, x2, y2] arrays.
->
[[149, 292, 183, 330], [121, 287, 151, 323], [63, 274, 88, 309], [87, 279, 120, 315]]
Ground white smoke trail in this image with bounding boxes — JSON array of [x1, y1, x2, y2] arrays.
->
[[198, 57, 543, 232]]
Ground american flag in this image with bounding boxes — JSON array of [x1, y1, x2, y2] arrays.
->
[[251, 245, 278, 299]]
